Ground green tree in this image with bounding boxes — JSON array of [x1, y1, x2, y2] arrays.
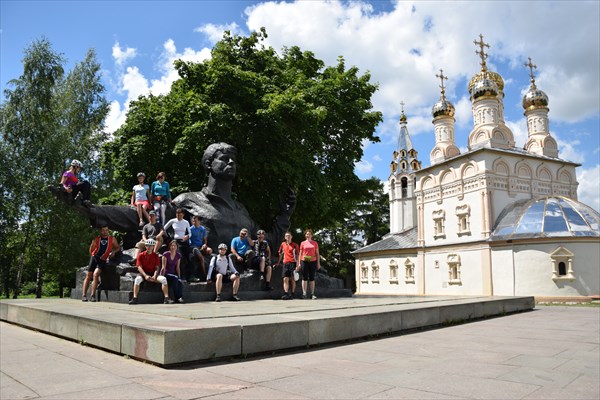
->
[[104, 28, 382, 233], [0, 38, 109, 297], [318, 177, 389, 290]]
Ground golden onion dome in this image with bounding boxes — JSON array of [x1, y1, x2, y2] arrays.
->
[[432, 98, 455, 118], [522, 85, 549, 110], [468, 70, 504, 93], [470, 77, 499, 100]]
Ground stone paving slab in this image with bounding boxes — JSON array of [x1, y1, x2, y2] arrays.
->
[[1, 306, 599, 400], [1, 295, 533, 366]]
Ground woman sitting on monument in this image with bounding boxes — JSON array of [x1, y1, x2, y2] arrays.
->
[[151, 171, 172, 224], [60, 159, 91, 206], [131, 172, 151, 227], [161, 240, 185, 304]]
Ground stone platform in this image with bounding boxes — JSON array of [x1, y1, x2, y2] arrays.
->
[[0, 295, 534, 367]]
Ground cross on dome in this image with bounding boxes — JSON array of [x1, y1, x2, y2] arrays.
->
[[435, 69, 448, 99], [474, 34, 490, 71], [524, 56, 537, 87]]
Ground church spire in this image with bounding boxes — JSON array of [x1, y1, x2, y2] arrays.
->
[[391, 101, 420, 175], [430, 69, 460, 165], [522, 57, 557, 157]]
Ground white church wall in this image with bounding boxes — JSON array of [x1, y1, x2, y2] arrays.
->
[[355, 254, 419, 295], [509, 242, 599, 297], [490, 246, 517, 296], [422, 248, 484, 295]]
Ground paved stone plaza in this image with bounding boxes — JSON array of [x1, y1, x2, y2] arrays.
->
[[1, 305, 598, 399]]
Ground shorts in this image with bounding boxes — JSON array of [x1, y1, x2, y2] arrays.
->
[[251, 255, 269, 269], [134, 200, 150, 208], [136, 240, 147, 250], [191, 246, 210, 257], [301, 261, 317, 281], [211, 271, 236, 283], [282, 262, 297, 278], [87, 255, 107, 273]]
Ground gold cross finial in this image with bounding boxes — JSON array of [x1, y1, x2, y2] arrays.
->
[[474, 33, 490, 71], [524, 56, 537, 87], [435, 69, 448, 99]]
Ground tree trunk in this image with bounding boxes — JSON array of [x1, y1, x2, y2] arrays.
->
[[35, 251, 43, 298], [13, 225, 30, 299]]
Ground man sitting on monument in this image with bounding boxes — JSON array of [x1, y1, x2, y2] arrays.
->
[[129, 210, 164, 266], [207, 243, 241, 302], [252, 229, 273, 291], [129, 239, 173, 305], [230, 228, 255, 273], [190, 215, 212, 281], [82, 225, 121, 302]]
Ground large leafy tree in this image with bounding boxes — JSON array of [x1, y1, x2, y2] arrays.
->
[[104, 29, 383, 232], [0, 38, 110, 297]]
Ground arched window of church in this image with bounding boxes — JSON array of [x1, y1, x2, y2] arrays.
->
[[400, 150, 406, 158], [401, 177, 408, 198], [360, 262, 368, 283], [447, 254, 461, 285], [404, 259, 415, 284], [558, 262, 567, 276]]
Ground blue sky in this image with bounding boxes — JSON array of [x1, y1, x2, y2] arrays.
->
[[2, 1, 599, 210]]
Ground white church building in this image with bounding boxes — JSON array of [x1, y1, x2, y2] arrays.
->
[[353, 36, 600, 300]]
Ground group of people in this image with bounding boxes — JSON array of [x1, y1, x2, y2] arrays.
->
[[130, 171, 172, 227], [80, 223, 322, 303]]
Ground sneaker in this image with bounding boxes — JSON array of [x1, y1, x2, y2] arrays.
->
[[311, 294, 317, 300], [232, 294, 241, 302], [189, 277, 200, 283], [215, 295, 221, 302], [177, 298, 185, 304], [164, 297, 175, 304], [129, 298, 138, 305], [81, 297, 88, 302], [302, 293, 307, 299], [90, 296, 97, 302], [281, 294, 291, 300]]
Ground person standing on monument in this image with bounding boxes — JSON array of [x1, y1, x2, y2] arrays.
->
[[277, 231, 300, 300], [190, 215, 212, 282], [161, 240, 185, 304], [229, 228, 255, 273], [252, 229, 273, 291], [82, 226, 120, 302], [298, 229, 320, 300], [163, 208, 192, 281], [60, 159, 91, 206], [207, 243, 241, 302], [131, 172, 151, 227], [129, 239, 173, 304], [150, 172, 172, 225]]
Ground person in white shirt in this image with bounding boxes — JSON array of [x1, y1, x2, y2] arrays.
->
[[163, 208, 192, 280], [130, 172, 151, 227], [207, 243, 241, 302]]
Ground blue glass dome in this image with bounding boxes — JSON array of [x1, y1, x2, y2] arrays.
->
[[491, 197, 600, 240]]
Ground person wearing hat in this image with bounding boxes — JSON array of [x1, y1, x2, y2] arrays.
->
[[131, 172, 151, 227], [129, 211, 165, 266], [60, 159, 91, 206], [207, 243, 241, 302], [129, 238, 172, 305], [229, 228, 255, 274], [276, 231, 300, 300]]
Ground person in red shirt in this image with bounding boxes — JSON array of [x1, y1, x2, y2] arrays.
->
[[298, 229, 320, 300], [129, 239, 173, 304], [276, 231, 300, 300], [82, 226, 120, 302]]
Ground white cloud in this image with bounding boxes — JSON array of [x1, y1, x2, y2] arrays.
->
[[107, 39, 212, 133], [373, 154, 382, 162], [577, 164, 600, 212], [194, 22, 243, 44], [112, 42, 137, 66], [355, 160, 374, 174], [244, 1, 599, 125]]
